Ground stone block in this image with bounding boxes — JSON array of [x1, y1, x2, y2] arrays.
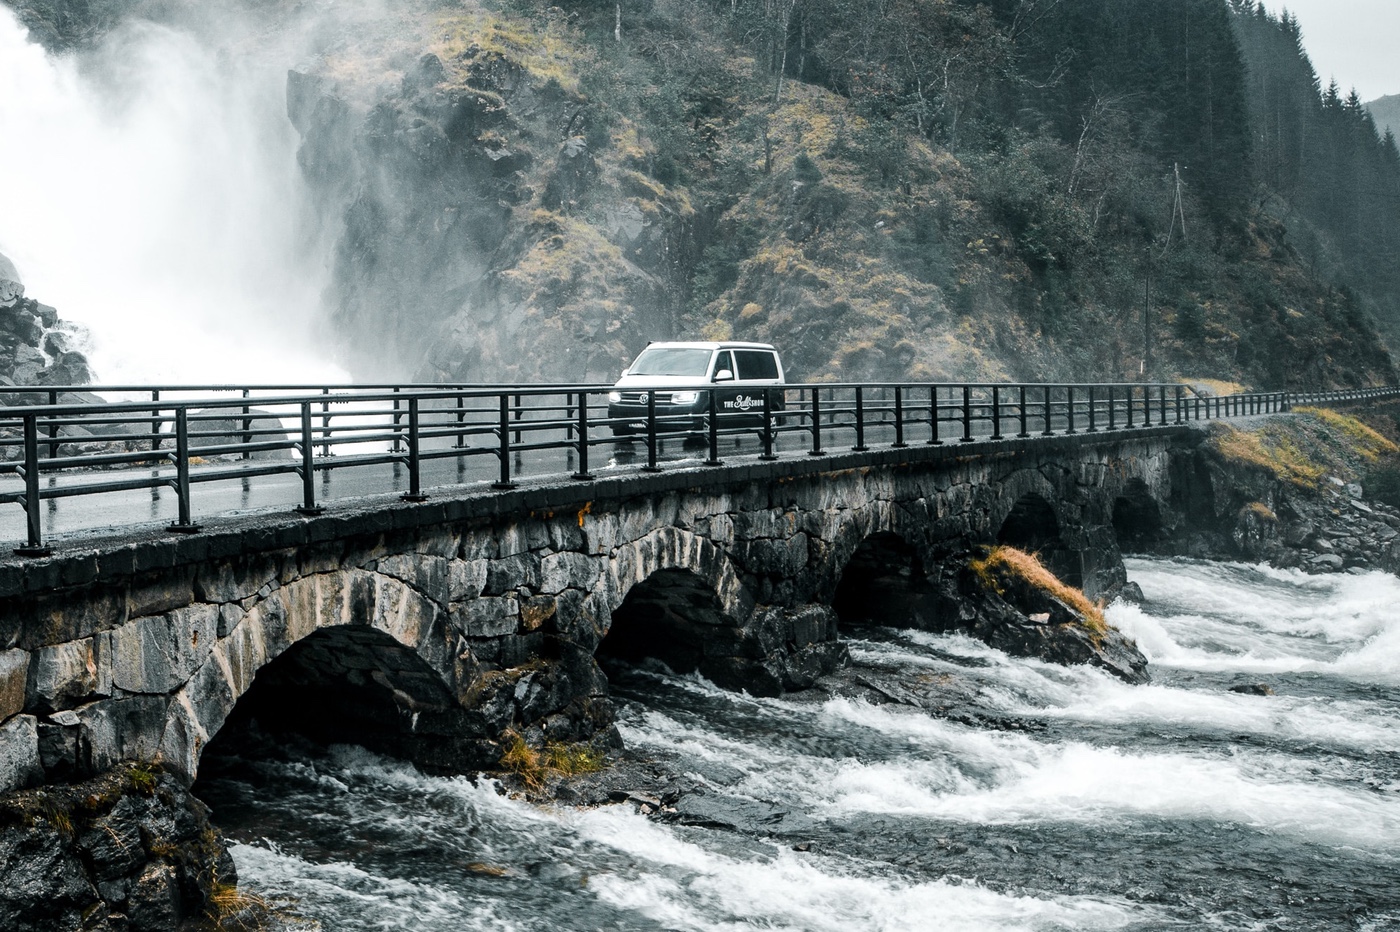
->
[[128, 568, 195, 618], [194, 555, 277, 603], [449, 559, 488, 601], [217, 602, 245, 638], [547, 517, 585, 553], [452, 597, 519, 638], [485, 554, 540, 595], [376, 553, 450, 606], [25, 639, 99, 713], [0, 714, 41, 791], [580, 510, 620, 555], [13, 587, 127, 651], [101, 604, 219, 695], [540, 551, 603, 594], [72, 695, 168, 774], [0, 648, 28, 721], [216, 616, 269, 699]]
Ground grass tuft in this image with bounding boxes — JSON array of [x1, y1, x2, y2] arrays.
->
[[498, 729, 606, 792], [969, 545, 1107, 633]]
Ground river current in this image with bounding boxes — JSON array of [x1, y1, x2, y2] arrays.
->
[[197, 557, 1400, 931]]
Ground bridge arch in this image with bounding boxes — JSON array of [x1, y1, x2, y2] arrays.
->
[[157, 569, 456, 781], [1112, 478, 1165, 553], [996, 490, 1084, 588], [585, 526, 755, 686], [831, 530, 944, 630]]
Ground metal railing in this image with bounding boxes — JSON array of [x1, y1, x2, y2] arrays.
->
[[0, 381, 1394, 555]]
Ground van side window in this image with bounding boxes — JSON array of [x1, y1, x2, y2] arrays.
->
[[713, 350, 735, 379], [734, 350, 779, 380]]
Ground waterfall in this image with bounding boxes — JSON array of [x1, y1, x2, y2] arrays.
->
[[0, 8, 346, 384]]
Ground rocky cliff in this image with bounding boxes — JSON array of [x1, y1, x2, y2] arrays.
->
[[0, 253, 93, 390]]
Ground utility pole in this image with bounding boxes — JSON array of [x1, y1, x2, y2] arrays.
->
[[1143, 271, 1151, 377]]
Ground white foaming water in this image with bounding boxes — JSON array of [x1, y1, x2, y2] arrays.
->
[[571, 804, 1149, 932], [622, 693, 1400, 854], [1110, 558, 1400, 683], [0, 9, 347, 384]]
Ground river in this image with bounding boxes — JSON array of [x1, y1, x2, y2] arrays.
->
[[196, 556, 1400, 930]]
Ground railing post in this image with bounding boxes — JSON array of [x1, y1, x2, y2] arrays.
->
[[643, 391, 661, 473], [455, 393, 467, 448], [296, 401, 323, 515], [320, 387, 333, 457], [1086, 387, 1097, 432], [961, 385, 973, 442], [704, 386, 722, 466], [241, 388, 252, 461], [494, 394, 516, 490], [565, 392, 576, 443], [572, 392, 593, 480], [402, 397, 427, 502], [1126, 386, 1135, 428], [1042, 385, 1054, 436], [990, 386, 1003, 441], [1066, 386, 1077, 434], [809, 388, 826, 455], [14, 414, 50, 556], [892, 387, 907, 448], [1017, 385, 1029, 438], [853, 387, 869, 451], [167, 407, 200, 533], [513, 393, 523, 445], [391, 388, 402, 453], [760, 388, 778, 460], [928, 386, 942, 445], [151, 389, 162, 456], [45, 389, 59, 459]]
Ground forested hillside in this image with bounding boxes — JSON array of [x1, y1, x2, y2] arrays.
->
[[7, 0, 1400, 389]]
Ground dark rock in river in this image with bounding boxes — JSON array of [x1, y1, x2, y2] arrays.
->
[[0, 763, 231, 932]]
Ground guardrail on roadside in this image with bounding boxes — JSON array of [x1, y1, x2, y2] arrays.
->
[[0, 381, 1395, 555]]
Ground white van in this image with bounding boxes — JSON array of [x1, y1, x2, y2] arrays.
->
[[607, 341, 786, 436]]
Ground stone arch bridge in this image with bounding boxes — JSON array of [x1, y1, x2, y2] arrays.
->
[[0, 424, 1200, 792]]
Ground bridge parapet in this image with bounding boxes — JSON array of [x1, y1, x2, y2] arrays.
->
[[1, 379, 1391, 554]]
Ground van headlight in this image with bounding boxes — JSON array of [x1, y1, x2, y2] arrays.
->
[[670, 391, 699, 405], [608, 391, 622, 403]]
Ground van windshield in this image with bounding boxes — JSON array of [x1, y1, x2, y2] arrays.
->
[[628, 347, 713, 377]]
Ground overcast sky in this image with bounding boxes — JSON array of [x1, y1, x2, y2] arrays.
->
[[1263, 0, 1400, 101]]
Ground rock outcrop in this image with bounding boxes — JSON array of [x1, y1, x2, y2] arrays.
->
[[0, 764, 232, 932], [0, 251, 93, 390]]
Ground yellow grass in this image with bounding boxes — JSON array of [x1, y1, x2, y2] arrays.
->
[[1295, 407, 1399, 461], [1207, 422, 1326, 488], [498, 730, 605, 792], [968, 546, 1107, 634]]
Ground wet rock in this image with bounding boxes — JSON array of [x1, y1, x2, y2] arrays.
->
[[1229, 683, 1274, 696], [1307, 553, 1344, 571], [0, 766, 229, 932], [1116, 581, 1146, 604], [665, 791, 817, 837]]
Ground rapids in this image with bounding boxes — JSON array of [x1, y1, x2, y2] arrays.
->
[[197, 556, 1400, 930]]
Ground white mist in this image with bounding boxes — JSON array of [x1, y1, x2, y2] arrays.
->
[[0, 8, 347, 384]]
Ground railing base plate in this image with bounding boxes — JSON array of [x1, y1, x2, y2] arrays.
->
[[295, 506, 325, 517], [401, 494, 429, 503], [14, 546, 52, 557], [167, 523, 203, 534]]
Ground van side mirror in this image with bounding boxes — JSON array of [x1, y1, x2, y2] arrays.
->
[[713, 369, 734, 382]]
